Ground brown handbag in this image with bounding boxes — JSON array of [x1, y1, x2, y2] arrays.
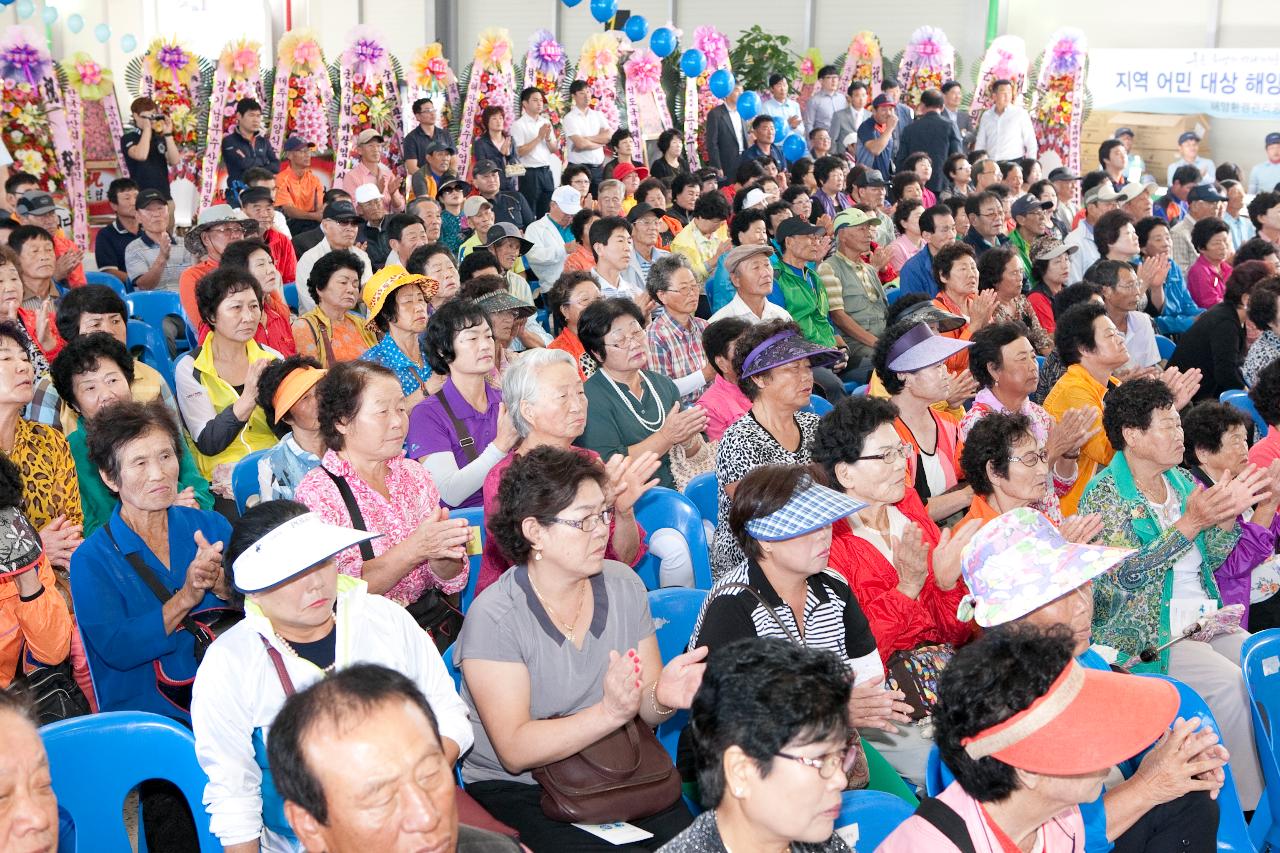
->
[[531, 717, 681, 824]]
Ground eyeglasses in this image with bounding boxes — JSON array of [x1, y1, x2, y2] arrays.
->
[[551, 509, 614, 533], [662, 286, 702, 298], [856, 442, 912, 464], [1009, 449, 1049, 467], [1111, 280, 1141, 292], [776, 749, 848, 779], [605, 329, 647, 348], [979, 208, 1004, 219]]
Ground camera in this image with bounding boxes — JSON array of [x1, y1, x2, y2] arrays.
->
[[149, 113, 166, 122]]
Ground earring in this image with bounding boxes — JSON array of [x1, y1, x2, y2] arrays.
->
[[534, 550, 542, 561], [734, 787, 745, 798]]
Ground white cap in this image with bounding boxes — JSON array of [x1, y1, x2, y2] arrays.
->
[[741, 188, 769, 210], [842, 131, 858, 148], [232, 512, 379, 593], [551, 184, 583, 216], [354, 183, 382, 204]]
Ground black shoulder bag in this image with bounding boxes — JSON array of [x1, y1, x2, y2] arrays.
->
[[8, 641, 90, 726], [434, 390, 478, 463], [321, 468, 462, 652], [914, 797, 979, 853]]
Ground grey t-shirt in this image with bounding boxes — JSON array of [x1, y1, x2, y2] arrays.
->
[[455, 560, 655, 785]]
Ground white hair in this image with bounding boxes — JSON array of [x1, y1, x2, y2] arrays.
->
[[502, 348, 577, 438]]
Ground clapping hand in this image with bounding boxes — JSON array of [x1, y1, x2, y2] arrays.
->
[[891, 527, 930, 598], [1045, 406, 1099, 462], [931, 520, 980, 590], [182, 530, 224, 607], [945, 369, 979, 408], [968, 290, 998, 330], [1059, 513, 1104, 544], [39, 515, 83, 568], [1158, 365, 1202, 410], [603, 452, 661, 516], [412, 506, 471, 563], [654, 646, 709, 711], [601, 648, 643, 724]]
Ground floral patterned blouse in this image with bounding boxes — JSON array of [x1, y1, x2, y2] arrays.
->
[[293, 449, 467, 606], [991, 295, 1054, 353]]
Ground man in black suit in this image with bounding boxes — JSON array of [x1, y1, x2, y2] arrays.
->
[[895, 88, 961, 195], [705, 85, 748, 180]]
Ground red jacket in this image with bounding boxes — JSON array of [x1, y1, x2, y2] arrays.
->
[[827, 486, 973, 664]]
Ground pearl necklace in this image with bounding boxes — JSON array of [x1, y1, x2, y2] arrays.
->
[[274, 618, 337, 673], [603, 370, 666, 432]]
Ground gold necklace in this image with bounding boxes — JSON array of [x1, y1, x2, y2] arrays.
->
[[529, 573, 588, 643]]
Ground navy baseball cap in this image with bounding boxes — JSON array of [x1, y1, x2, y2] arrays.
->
[[1178, 131, 1201, 145], [1113, 127, 1134, 139], [135, 188, 168, 209], [322, 200, 361, 222], [871, 93, 897, 109], [1187, 184, 1227, 203], [1267, 132, 1280, 147], [473, 159, 501, 176], [1011, 194, 1053, 218], [282, 136, 315, 152]]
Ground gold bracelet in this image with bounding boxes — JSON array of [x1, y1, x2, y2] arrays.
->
[[649, 682, 676, 717]]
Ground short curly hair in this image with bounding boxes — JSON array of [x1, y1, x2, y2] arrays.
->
[[870, 318, 924, 396], [1101, 377, 1175, 451], [1252, 360, 1280, 429], [960, 411, 1034, 497], [936, 624, 1076, 802], [578, 298, 646, 365], [1191, 216, 1230, 254], [967, 322, 1031, 389], [690, 638, 851, 809], [49, 331, 134, 415], [195, 266, 263, 329], [315, 360, 399, 451], [306, 249, 364, 308], [85, 399, 183, 489], [489, 446, 607, 565], [932, 241, 976, 287], [1246, 277, 1280, 331], [810, 396, 899, 485], [730, 318, 802, 401], [1181, 401, 1250, 468], [1053, 302, 1108, 367], [256, 354, 324, 438]]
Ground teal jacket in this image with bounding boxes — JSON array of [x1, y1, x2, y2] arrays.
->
[[1079, 451, 1238, 673]]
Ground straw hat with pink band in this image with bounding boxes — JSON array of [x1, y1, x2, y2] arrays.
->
[[272, 366, 327, 425]]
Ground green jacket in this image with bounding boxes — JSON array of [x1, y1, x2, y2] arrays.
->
[[772, 258, 838, 349], [1079, 451, 1238, 673]]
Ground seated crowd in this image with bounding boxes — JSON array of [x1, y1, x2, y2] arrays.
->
[[5, 79, 1280, 853]]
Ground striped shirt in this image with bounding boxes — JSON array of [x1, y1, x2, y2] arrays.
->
[[689, 559, 882, 684]]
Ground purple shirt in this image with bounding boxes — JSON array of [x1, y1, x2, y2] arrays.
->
[[405, 377, 502, 508]]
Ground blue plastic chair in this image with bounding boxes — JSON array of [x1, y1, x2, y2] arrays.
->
[[835, 789, 916, 850], [42, 710, 222, 852], [632, 487, 714, 591], [283, 283, 299, 314], [1221, 390, 1269, 438], [805, 394, 834, 415], [925, 744, 953, 796], [127, 290, 196, 353], [85, 270, 128, 298], [649, 588, 708, 762], [126, 320, 177, 396], [231, 448, 272, 514], [451, 506, 486, 612], [1156, 334, 1176, 361], [886, 288, 906, 305], [682, 471, 718, 528], [1241, 631, 1280, 852], [1036, 355, 1046, 371]]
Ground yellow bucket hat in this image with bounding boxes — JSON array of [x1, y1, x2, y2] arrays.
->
[[361, 265, 440, 328]]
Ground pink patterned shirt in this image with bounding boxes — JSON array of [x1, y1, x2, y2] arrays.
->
[[294, 449, 467, 605]]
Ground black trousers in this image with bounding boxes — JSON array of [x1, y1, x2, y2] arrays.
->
[[1109, 789, 1218, 853], [140, 780, 201, 853], [466, 780, 692, 853], [518, 166, 555, 219]]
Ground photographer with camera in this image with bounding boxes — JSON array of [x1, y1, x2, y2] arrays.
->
[[122, 97, 181, 201]]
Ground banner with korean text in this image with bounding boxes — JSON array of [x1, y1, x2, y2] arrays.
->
[[1087, 48, 1280, 120]]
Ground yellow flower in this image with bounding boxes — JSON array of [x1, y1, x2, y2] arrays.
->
[[475, 28, 513, 70]]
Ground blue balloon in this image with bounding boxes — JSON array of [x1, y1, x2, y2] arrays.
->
[[679, 48, 706, 79], [772, 116, 788, 140], [562, 0, 583, 5], [93, 22, 110, 43], [41, 5, 56, 24], [736, 90, 760, 120], [622, 14, 647, 42], [120, 33, 137, 53], [589, 0, 616, 23], [67, 12, 83, 32], [708, 69, 735, 99], [650, 27, 676, 58], [782, 133, 809, 163], [0, 1, 14, 6], [15, 0, 33, 19]]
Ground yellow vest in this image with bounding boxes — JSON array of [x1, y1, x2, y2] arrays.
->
[[186, 337, 279, 479]]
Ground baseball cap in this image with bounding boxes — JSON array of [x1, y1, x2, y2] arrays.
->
[[1188, 184, 1228, 203], [322, 200, 362, 222], [551, 185, 583, 216], [238, 186, 274, 207], [462, 196, 492, 218], [627, 202, 665, 223], [135, 188, 168, 210], [1113, 127, 1134, 139], [886, 322, 973, 372], [282, 136, 315, 152], [425, 140, 456, 155], [356, 129, 384, 145], [853, 169, 888, 188], [1178, 131, 1201, 145], [1268, 132, 1280, 147], [832, 208, 883, 231], [472, 159, 501, 176], [1010, 194, 1053, 218], [1115, 183, 1150, 203], [724, 244, 775, 276], [775, 217, 825, 243], [232, 511, 379, 593], [842, 131, 859, 148], [744, 475, 866, 542], [871, 93, 897, 108], [1047, 167, 1082, 182], [16, 191, 56, 217], [353, 183, 382, 204], [1083, 183, 1122, 205]]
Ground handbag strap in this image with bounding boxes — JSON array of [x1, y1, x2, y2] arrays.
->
[[259, 635, 297, 696], [322, 467, 375, 561], [714, 581, 804, 647], [306, 313, 337, 368], [103, 524, 212, 655], [434, 390, 478, 463], [914, 797, 979, 853]]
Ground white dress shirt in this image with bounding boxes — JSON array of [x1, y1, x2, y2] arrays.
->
[[561, 106, 611, 166], [510, 111, 560, 169], [974, 104, 1038, 161]]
